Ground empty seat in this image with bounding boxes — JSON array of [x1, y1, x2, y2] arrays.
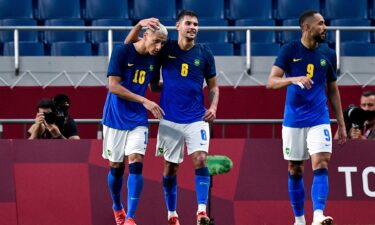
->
[[233, 19, 276, 44], [91, 19, 132, 44], [328, 19, 371, 43], [0, 19, 38, 42], [341, 42, 375, 56], [203, 43, 234, 56], [84, 0, 129, 20], [240, 43, 280, 56], [133, 0, 176, 20], [37, 0, 81, 20], [280, 19, 301, 44], [97, 42, 124, 56], [0, 0, 33, 19], [227, 0, 272, 20], [44, 19, 86, 43], [324, 0, 367, 19], [51, 42, 92, 56], [276, 0, 320, 20], [181, 0, 224, 19], [3, 42, 44, 56], [197, 19, 228, 43]]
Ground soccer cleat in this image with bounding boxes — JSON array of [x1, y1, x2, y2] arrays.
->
[[113, 208, 126, 225], [197, 211, 210, 225], [311, 215, 333, 225], [168, 216, 180, 225], [124, 217, 137, 225]]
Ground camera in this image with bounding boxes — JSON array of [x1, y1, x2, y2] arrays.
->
[[343, 105, 375, 132], [43, 111, 57, 124]]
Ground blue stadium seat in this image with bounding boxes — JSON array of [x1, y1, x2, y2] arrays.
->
[[276, 0, 320, 20], [37, 0, 81, 20], [0, 0, 33, 19], [3, 42, 44, 56], [97, 42, 124, 56], [196, 19, 228, 43], [133, 0, 176, 20], [328, 19, 371, 43], [203, 43, 234, 56], [233, 19, 276, 44], [227, 0, 272, 20], [159, 19, 178, 40], [280, 19, 301, 44], [341, 42, 375, 56], [50, 42, 92, 56], [84, 0, 129, 20], [91, 19, 132, 44], [240, 43, 280, 56], [324, 0, 368, 19], [181, 0, 224, 19], [44, 19, 86, 43], [0, 19, 38, 42]]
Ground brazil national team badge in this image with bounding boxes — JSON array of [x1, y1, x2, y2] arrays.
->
[[149, 65, 154, 71], [320, 59, 326, 67], [194, 59, 200, 66]]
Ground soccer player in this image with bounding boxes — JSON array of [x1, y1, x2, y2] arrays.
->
[[102, 24, 168, 225], [267, 11, 347, 225], [125, 10, 219, 225]]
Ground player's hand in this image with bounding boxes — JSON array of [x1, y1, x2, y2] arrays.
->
[[203, 108, 216, 122], [143, 100, 165, 119], [292, 76, 314, 89], [349, 127, 364, 140], [337, 126, 347, 144], [138, 18, 160, 31]]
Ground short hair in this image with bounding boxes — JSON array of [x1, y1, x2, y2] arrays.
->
[[153, 23, 168, 36], [37, 98, 55, 110], [362, 90, 375, 97], [299, 10, 320, 28], [177, 10, 198, 22]]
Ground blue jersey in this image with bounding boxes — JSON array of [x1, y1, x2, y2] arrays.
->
[[158, 40, 216, 123], [102, 43, 160, 130], [274, 40, 337, 127]]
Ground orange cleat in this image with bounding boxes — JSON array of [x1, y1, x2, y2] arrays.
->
[[124, 217, 137, 225], [197, 211, 210, 225], [113, 209, 126, 225], [168, 216, 181, 225]]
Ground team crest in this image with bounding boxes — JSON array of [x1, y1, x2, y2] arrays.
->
[[107, 149, 112, 156], [194, 59, 200, 66], [285, 147, 290, 155], [320, 59, 326, 67], [149, 65, 154, 71]]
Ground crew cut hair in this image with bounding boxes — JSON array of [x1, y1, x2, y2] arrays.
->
[[299, 10, 320, 28], [177, 10, 198, 22]]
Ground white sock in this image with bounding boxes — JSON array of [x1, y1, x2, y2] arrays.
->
[[313, 209, 324, 220], [295, 215, 306, 224], [198, 204, 206, 213], [168, 211, 178, 220]]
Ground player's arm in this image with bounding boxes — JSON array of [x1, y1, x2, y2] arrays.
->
[[327, 81, 347, 144], [124, 18, 160, 44], [266, 66, 313, 90], [203, 76, 219, 122]]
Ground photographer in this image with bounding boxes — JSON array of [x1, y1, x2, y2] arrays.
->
[[28, 95, 80, 140], [335, 91, 375, 140]]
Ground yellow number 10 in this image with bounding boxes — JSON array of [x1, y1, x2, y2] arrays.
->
[[133, 70, 146, 84], [306, 64, 314, 78], [181, 63, 189, 77]]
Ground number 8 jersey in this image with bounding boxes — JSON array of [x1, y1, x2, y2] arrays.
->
[[274, 40, 337, 128], [158, 40, 216, 123]]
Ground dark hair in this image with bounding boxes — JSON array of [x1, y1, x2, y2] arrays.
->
[[299, 10, 320, 28], [362, 90, 375, 97], [177, 10, 198, 22], [37, 98, 55, 110]]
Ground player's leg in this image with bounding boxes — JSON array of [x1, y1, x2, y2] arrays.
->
[[186, 121, 211, 225], [124, 126, 149, 224], [308, 125, 333, 225], [102, 125, 128, 225], [283, 126, 309, 225], [156, 119, 184, 225]]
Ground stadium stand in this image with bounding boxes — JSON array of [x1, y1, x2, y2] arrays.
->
[[227, 0, 273, 20], [158, 19, 178, 40], [0, 0, 33, 19], [181, 0, 225, 19], [340, 42, 375, 56], [133, 0, 176, 20], [90, 19, 132, 44], [328, 19, 372, 43], [3, 42, 44, 56], [196, 19, 229, 43], [97, 42, 124, 56], [240, 43, 280, 56], [275, 0, 320, 20], [50, 42, 92, 56], [233, 19, 276, 44], [280, 19, 301, 44], [0, 19, 38, 42], [203, 43, 234, 56], [84, 0, 129, 21], [36, 0, 81, 20], [43, 19, 86, 43], [323, 0, 368, 19]]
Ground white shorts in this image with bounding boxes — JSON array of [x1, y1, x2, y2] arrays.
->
[[102, 125, 148, 163], [156, 119, 210, 164], [282, 124, 332, 161]]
